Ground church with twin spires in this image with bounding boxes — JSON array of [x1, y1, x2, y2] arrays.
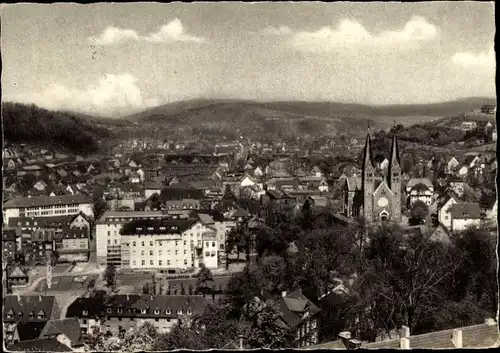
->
[[342, 132, 402, 223]]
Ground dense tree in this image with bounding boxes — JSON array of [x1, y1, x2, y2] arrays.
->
[[104, 264, 116, 288], [409, 200, 429, 224], [225, 265, 263, 319], [196, 264, 215, 295]]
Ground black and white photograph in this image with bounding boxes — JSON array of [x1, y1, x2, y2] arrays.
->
[[1, 1, 498, 351]]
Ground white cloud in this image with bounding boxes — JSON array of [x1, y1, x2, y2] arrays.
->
[[89, 26, 140, 45], [89, 19, 204, 46], [452, 48, 495, 75], [261, 25, 293, 36], [143, 18, 204, 43], [288, 16, 438, 52], [12, 74, 159, 116]]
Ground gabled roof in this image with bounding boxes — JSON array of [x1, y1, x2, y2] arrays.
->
[[8, 266, 28, 278], [3, 295, 57, 322], [7, 338, 72, 352], [39, 318, 84, 346], [15, 322, 48, 341], [451, 203, 482, 220], [4, 194, 91, 208], [278, 289, 320, 329], [406, 178, 433, 190]]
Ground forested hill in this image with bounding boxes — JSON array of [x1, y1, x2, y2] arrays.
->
[[2, 102, 111, 153]]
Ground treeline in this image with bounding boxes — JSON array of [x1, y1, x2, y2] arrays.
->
[[2, 102, 111, 153]]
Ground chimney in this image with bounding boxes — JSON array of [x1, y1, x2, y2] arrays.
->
[[281, 291, 287, 298], [39, 295, 42, 302], [400, 325, 410, 338], [238, 334, 244, 350], [16, 293, 21, 302], [400, 337, 410, 349], [452, 329, 462, 348], [126, 294, 129, 301], [485, 318, 496, 326]]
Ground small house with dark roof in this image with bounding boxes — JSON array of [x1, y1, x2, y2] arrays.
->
[[450, 203, 483, 232], [39, 318, 85, 351], [278, 289, 321, 347], [2, 228, 18, 262], [7, 266, 29, 286]]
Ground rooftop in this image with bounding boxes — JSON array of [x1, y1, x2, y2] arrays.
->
[[4, 194, 91, 208]]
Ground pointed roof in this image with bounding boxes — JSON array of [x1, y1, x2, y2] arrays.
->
[[390, 134, 401, 167], [362, 133, 374, 171]]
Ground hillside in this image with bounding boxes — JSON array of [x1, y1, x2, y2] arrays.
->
[[124, 97, 496, 139], [2, 102, 112, 153]]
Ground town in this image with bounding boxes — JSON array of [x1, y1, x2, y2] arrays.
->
[[2, 2, 498, 352]]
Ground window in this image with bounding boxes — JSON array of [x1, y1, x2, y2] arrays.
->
[[141, 250, 144, 256], [167, 260, 171, 265], [141, 241, 145, 246], [150, 260, 153, 265], [159, 241, 162, 246], [177, 309, 183, 315], [150, 241, 153, 246], [159, 250, 162, 256], [184, 250, 187, 254], [117, 308, 123, 313], [159, 260, 163, 266], [187, 309, 192, 315], [212, 242, 215, 247], [141, 309, 147, 314], [142, 260, 145, 266], [133, 241, 136, 246], [133, 260, 136, 265], [220, 244, 224, 250], [130, 318, 134, 321], [154, 309, 160, 315], [166, 309, 171, 315], [184, 259, 188, 265], [108, 231, 111, 236], [175, 250, 179, 255], [107, 308, 112, 313], [150, 250, 153, 256], [183, 240, 187, 246], [175, 241, 179, 246], [205, 242, 209, 247], [205, 252, 210, 257], [108, 239, 111, 245], [114, 239, 118, 245]]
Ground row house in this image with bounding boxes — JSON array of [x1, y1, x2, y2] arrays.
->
[[66, 295, 208, 337]]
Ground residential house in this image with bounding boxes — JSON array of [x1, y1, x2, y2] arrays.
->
[[480, 104, 496, 114], [56, 227, 90, 263], [7, 266, 29, 286], [446, 157, 460, 174], [430, 223, 451, 245], [66, 295, 208, 337], [6, 338, 73, 352], [129, 171, 141, 184], [450, 203, 483, 232], [3, 295, 61, 324], [144, 182, 163, 199], [3, 228, 18, 262], [266, 177, 301, 191], [438, 196, 459, 230], [278, 290, 321, 347], [405, 178, 434, 206], [311, 166, 323, 178], [449, 179, 467, 198], [38, 318, 85, 352], [461, 121, 477, 131]]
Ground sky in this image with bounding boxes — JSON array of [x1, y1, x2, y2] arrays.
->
[[1, 2, 496, 117]]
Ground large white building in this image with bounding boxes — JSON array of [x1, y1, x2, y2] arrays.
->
[[450, 203, 482, 232], [120, 218, 218, 271], [438, 197, 458, 230], [3, 195, 94, 225], [95, 211, 219, 270]]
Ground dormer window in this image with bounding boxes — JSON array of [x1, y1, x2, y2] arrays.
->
[[37, 311, 45, 320], [177, 309, 183, 315], [117, 308, 123, 313], [159, 227, 166, 231], [166, 309, 171, 315], [154, 309, 160, 315], [29, 312, 35, 319], [107, 308, 112, 313], [17, 312, 23, 319], [82, 310, 88, 316], [187, 309, 192, 315], [136, 227, 143, 231], [147, 227, 154, 231], [141, 309, 147, 314]]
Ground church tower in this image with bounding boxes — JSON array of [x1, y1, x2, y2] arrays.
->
[[362, 133, 375, 222], [388, 134, 402, 222]]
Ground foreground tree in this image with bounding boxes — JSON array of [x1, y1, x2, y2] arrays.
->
[[196, 264, 215, 295]]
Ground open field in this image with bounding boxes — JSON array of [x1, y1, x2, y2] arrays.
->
[[34, 274, 99, 293]]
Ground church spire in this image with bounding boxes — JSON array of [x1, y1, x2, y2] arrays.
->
[[363, 132, 374, 170], [390, 133, 400, 168]]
